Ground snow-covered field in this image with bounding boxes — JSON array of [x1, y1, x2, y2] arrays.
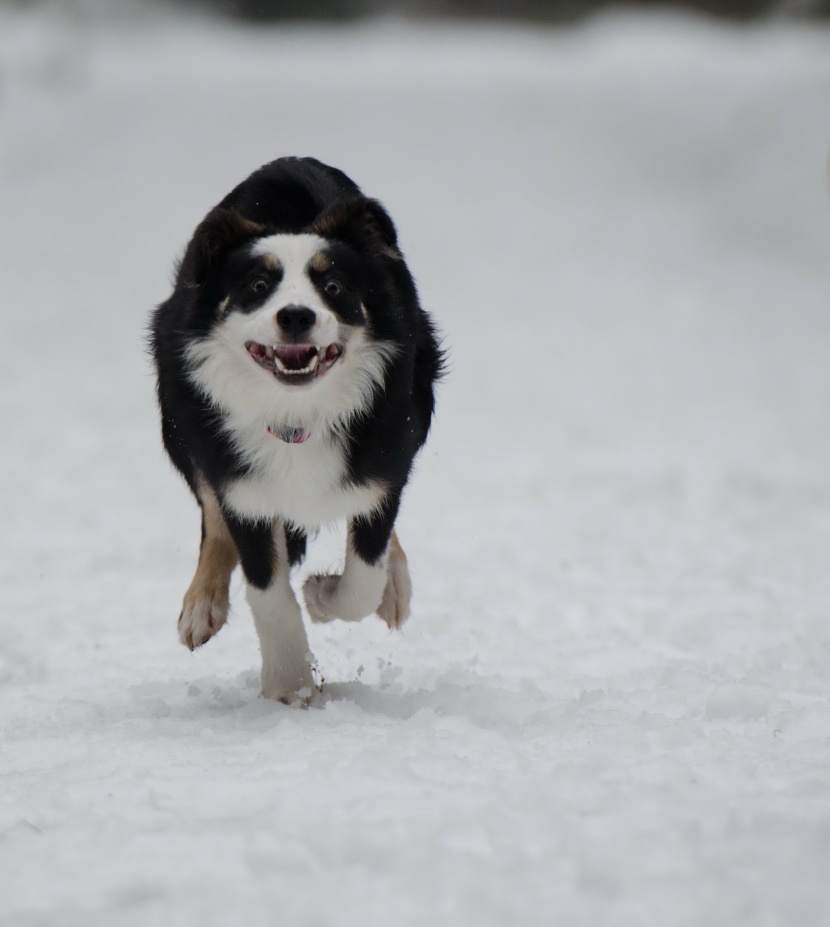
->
[[1, 5, 829, 925]]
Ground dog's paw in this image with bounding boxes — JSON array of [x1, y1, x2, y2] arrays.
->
[[376, 553, 412, 630], [178, 595, 228, 650], [303, 573, 341, 624], [261, 664, 320, 707], [262, 683, 322, 708]]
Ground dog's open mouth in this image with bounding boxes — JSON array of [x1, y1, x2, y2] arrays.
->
[[245, 342, 343, 385]]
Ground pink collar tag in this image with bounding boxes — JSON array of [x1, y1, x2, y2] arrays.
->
[[267, 425, 310, 444]]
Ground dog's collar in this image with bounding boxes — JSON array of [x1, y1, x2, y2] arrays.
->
[[267, 425, 310, 444]]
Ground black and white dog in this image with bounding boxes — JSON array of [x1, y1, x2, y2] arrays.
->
[[151, 157, 443, 704]]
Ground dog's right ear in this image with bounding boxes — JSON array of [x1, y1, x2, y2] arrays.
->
[[308, 197, 403, 262], [178, 207, 265, 288]]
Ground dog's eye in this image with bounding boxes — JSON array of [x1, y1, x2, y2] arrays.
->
[[323, 278, 343, 297], [250, 277, 270, 295]]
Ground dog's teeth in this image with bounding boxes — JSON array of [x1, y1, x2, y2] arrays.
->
[[265, 346, 275, 360], [273, 351, 320, 375]]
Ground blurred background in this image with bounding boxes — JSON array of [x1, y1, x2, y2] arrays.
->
[[0, 0, 828, 21]]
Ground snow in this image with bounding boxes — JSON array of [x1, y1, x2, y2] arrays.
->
[[1, 6, 830, 925]]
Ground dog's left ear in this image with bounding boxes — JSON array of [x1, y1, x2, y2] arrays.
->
[[309, 197, 403, 261], [179, 207, 266, 288]]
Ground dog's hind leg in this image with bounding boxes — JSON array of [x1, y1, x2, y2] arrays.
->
[[376, 530, 412, 630], [178, 482, 238, 650]]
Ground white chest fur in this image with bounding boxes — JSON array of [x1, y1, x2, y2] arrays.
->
[[222, 425, 386, 530]]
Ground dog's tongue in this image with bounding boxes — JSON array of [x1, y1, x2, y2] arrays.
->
[[274, 345, 317, 371]]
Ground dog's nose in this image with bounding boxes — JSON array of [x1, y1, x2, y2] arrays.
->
[[276, 305, 316, 338]]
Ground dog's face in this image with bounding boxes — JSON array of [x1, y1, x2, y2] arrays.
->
[[180, 199, 402, 429], [220, 233, 367, 389]]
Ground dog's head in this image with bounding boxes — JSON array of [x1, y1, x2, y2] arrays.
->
[[177, 197, 405, 426]]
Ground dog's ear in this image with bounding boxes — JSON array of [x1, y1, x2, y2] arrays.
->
[[308, 197, 402, 261], [178, 207, 265, 288]]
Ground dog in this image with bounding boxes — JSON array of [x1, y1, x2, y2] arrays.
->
[[151, 157, 443, 704]]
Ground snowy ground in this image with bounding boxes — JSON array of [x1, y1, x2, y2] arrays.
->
[[1, 6, 830, 925]]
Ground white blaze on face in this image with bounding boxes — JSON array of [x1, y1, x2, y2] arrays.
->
[[245, 233, 340, 347]]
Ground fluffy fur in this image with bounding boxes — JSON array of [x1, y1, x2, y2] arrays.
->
[[151, 157, 443, 703]]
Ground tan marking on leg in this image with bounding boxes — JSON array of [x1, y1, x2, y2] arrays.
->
[[377, 530, 412, 630], [178, 482, 238, 650]]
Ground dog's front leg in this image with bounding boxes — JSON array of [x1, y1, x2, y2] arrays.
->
[[179, 482, 239, 650], [226, 514, 317, 704], [304, 504, 412, 630]]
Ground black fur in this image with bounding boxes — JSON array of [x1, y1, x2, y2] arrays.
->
[[151, 157, 443, 590]]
